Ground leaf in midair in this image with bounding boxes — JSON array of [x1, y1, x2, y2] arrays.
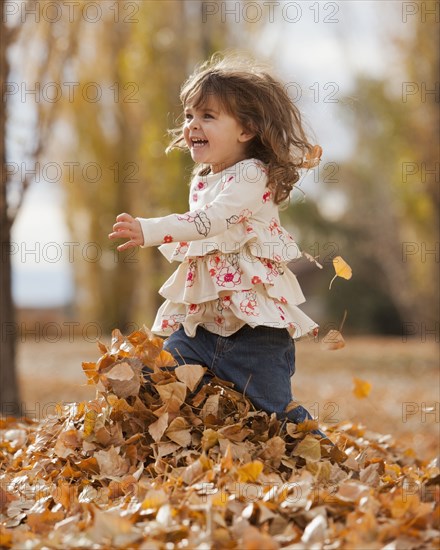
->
[[321, 329, 345, 350], [329, 256, 352, 289], [352, 377, 372, 399], [321, 311, 347, 350], [154, 350, 177, 369]]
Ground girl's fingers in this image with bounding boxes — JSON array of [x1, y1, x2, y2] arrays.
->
[[116, 240, 136, 252], [116, 212, 132, 223], [112, 221, 132, 232], [108, 229, 131, 240]]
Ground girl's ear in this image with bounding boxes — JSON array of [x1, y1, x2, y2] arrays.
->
[[238, 129, 255, 143]]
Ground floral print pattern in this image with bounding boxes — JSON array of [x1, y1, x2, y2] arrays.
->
[[144, 160, 318, 339], [240, 290, 259, 316]]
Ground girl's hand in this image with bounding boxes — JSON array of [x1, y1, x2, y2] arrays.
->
[[108, 213, 144, 251]]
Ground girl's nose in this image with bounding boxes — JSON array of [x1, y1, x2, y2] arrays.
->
[[189, 117, 199, 129]]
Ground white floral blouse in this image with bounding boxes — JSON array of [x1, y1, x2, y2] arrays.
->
[[136, 159, 318, 339]]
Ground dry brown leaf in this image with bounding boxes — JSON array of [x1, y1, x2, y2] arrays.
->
[[148, 413, 169, 443], [1, 324, 437, 549], [95, 446, 129, 477], [156, 381, 187, 408], [175, 364, 206, 392], [321, 329, 345, 350], [165, 417, 191, 447]]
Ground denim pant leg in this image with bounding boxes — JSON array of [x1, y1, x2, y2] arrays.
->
[[162, 325, 213, 368], [210, 325, 313, 424], [160, 326, 217, 388], [160, 325, 325, 436]]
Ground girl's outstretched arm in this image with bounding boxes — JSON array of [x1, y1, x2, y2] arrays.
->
[[108, 212, 144, 251], [136, 160, 267, 248]]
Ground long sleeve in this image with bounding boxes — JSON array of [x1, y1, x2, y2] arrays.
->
[[137, 160, 268, 248]]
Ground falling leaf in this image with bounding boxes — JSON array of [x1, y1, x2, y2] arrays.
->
[[258, 436, 285, 467], [352, 377, 372, 399], [27, 510, 65, 534], [329, 256, 352, 289], [321, 329, 345, 350], [302, 144, 323, 169]]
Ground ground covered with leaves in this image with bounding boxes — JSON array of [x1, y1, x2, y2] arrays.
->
[[2, 328, 439, 549]]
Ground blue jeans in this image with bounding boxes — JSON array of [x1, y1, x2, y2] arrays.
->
[[162, 324, 316, 427]]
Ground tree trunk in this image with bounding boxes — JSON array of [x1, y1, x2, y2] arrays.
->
[[0, 20, 20, 417]]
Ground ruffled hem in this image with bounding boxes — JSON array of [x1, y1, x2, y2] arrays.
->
[[158, 249, 306, 307], [155, 230, 317, 341], [158, 219, 302, 263], [151, 291, 318, 340]]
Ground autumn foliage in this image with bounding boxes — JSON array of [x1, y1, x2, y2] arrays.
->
[[0, 326, 438, 549]]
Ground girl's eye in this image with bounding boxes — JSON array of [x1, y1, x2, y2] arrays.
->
[[204, 113, 213, 119], [185, 113, 192, 120]]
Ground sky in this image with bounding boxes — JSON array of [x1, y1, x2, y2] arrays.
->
[[10, 0, 407, 307]]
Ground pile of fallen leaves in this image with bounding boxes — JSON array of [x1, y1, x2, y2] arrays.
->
[[1, 327, 439, 549]]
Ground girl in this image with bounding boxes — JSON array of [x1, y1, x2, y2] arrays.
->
[[108, 54, 325, 434]]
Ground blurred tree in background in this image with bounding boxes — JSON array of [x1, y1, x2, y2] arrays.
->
[[50, 0, 234, 333], [1, 0, 82, 412], [285, 15, 439, 335]]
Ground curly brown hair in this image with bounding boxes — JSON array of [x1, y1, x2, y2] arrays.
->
[[167, 53, 322, 205]]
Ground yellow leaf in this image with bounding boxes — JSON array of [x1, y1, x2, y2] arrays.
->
[[83, 409, 97, 438], [155, 350, 177, 369], [329, 256, 353, 289], [201, 428, 219, 451], [237, 460, 264, 482], [352, 377, 372, 399], [0, 528, 12, 547], [292, 434, 321, 462], [141, 489, 168, 510]]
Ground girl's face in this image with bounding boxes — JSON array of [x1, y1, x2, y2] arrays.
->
[[183, 96, 253, 173]]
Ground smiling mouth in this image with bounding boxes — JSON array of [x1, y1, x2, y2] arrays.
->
[[191, 138, 208, 148]]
